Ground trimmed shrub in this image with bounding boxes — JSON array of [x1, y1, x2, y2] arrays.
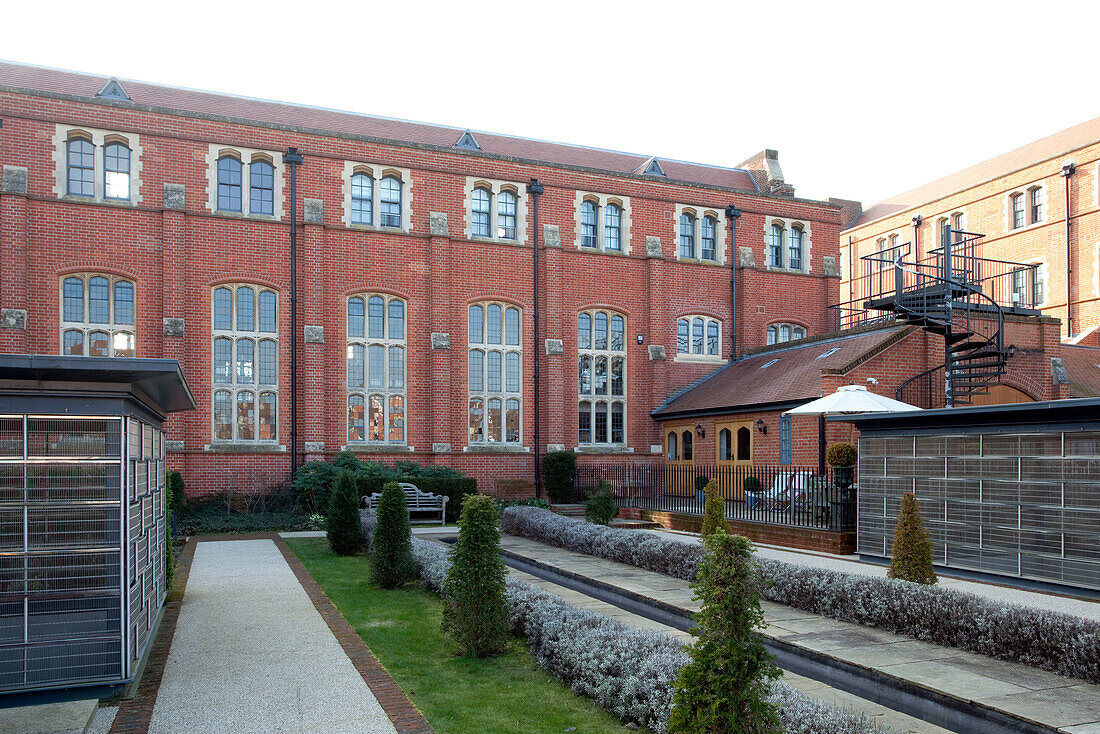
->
[[164, 474, 176, 588], [669, 530, 781, 733], [585, 477, 617, 525], [825, 441, 858, 467], [371, 481, 417, 588], [442, 495, 510, 657], [496, 497, 552, 513], [501, 506, 1100, 683], [326, 471, 363, 556], [361, 524, 883, 734], [292, 460, 338, 514], [167, 470, 186, 512], [356, 475, 476, 523], [699, 480, 725, 539], [177, 486, 312, 534], [543, 450, 577, 503], [888, 492, 937, 585]]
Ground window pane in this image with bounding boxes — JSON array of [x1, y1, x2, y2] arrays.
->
[[259, 291, 277, 333], [505, 399, 520, 443], [368, 296, 384, 338], [793, 327, 805, 340], [469, 305, 484, 343], [388, 395, 404, 442], [63, 277, 84, 322], [707, 321, 719, 356], [505, 307, 520, 345], [680, 213, 695, 258], [469, 399, 484, 443], [497, 190, 517, 239], [213, 391, 233, 440], [472, 187, 490, 238], [369, 395, 385, 441], [88, 331, 109, 357], [104, 143, 130, 199], [611, 403, 624, 443], [351, 173, 373, 226], [217, 157, 242, 212], [668, 432, 678, 460], [487, 399, 502, 442], [578, 313, 591, 349], [594, 312, 607, 350], [213, 288, 232, 330], [347, 344, 364, 388], [112, 331, 135, 357], [63, 329, 84, 356], [692, 317, 704, 354], [259, 339, 277, 385], [380, 176, 401, 228], [789, 228, 803, 270], [388, 299, 405, 340], [368, 345, 384, 389], [388, 346, 404, 389], [113, 281, 134, 325], [236, 391, 255, 441], [348, 396, 365, 442], [611, 358, 623, 396], [213, 337, 232, 383], [682, 431, 693, 460], [506, 352, 520, 392], [677, 319, 689, 353], [594, 402, 608, 443], [250, 160, 274, 216], [719, 428, 731, 462], [605, 203, 621, 250], [578, 355, 591, 394], [469, 350, 484, 391], [610, 315, 624, 351], [259, 392, 277, 440], [67, 138, 95, 197], [580, 201, 597, 248], [487, 351, 502, 392], [780, 325, 791, 342], [236, 286, 254, 332], [579, 401, 591, 444], [594, 356, 607, 395], [766, 326, 777, 345], [770, 224, 783, 267], [701, 217, 716, 260], [89, 276, 109, 324], [236, 338, 254, 383], [348, 297, 364, 338], [486, 304, 502, 344]]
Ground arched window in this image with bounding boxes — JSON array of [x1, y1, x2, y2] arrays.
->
[[1029, 186, 1044, 224], [60, 274, 136, 357], [681, 430, 693, 461], [347, 294, 406, 443], [701, 216, 717, 261], [580, 200, 598, 248], [67, 136, 95, 197], [779, 415, 792, 464], [212, 284, 278, 442], [497, 189, 518, 240], [605, 202, 622, 251], [766, 322, 805, 345], [769, 223, 784, 267], [351, 172, 373, 225], [789, 226, 803, 270], [718, 428, 732, 462], [217, 156, 243, 212], [104, 142, 131, 200], [471, 187, 491, 237], [680, 212, 696, 258], [667, 431, 678, 461], [250, 158, 274, 216], [677, 316, 722, 357], [677, 318, 689, 354], [579, 310, 626, 445], [737, 426, 751, 461], [380, 176, 402, 228], [469, 302, 522, 444]]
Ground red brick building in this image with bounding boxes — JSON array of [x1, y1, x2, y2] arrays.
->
[[0, 62, 849, 496]]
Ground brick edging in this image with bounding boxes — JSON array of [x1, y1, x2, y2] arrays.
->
[[272, 535, 435, 734], [109, 536, 198, 734]]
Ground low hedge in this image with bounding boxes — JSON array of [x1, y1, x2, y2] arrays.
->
[[365, 521, 881, 734], [501, 506, 1100, 684], [356, 475, 476, 523]]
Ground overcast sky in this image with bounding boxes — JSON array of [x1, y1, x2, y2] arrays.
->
[[6, 0, 1098, 206]]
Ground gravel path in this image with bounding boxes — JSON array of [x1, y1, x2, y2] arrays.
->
[[148, 539, 398, 734], [645, 529, 1100, 621]]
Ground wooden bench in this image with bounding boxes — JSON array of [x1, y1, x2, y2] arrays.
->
[[363, 482, 448, 526]]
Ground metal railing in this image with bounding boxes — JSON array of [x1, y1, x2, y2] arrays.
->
[[573, 462, 857, 531]]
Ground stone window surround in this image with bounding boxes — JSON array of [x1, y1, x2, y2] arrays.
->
[[573, 191, 633, 255], [341, 161, 414, 233], [763, 215, 812, 273], [1004, 181, 1047, 233], [577, 308, 628, 448], [467, 301, 524, 448], [1021, 256, 1049, 308], [58, 272, 137, 356], [674, 314, 726, 364], [673, 204, 726, 264], [205, 144, 286, 220], [462, 177, 529, 243], [346, 293, 408, 447], [51, 124, 144, 205]]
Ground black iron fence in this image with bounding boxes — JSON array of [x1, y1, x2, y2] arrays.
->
[[573, 462, 857, 531]]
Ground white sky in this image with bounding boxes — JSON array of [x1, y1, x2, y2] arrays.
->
[[6, 0, 1099, 206]]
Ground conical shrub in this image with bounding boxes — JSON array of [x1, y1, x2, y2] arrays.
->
[[371, 481, 417, 588], [442, 494, 510, 657], [326, 470, 363, 556], [888, 492, 938, 585], [700, 479, 726, 539]]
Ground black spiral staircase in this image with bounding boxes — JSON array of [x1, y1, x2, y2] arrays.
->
[[831, 231, 1040, 408]]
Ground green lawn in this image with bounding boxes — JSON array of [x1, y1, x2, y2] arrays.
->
[[286, 538, 639, 734]]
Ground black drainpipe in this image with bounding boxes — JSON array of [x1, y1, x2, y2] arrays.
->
[[526, 178, 544, 499], [1062, 162, 1076, 337], [725, 205, 742, 360], [284, 147, 304, 476]]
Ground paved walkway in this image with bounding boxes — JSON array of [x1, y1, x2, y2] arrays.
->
[[500, 534, 1100, 734], [648, 529, 1100, 621], [148, 539, 398, 734]]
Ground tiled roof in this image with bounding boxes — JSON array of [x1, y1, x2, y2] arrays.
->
[[1060, 345, 1100, 398], [0, 61, 761, 193], [653, 326, 909, 417], [850, 116, 1100, 229]]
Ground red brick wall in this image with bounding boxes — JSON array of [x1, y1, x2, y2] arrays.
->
[[0, 88, 842, 496]]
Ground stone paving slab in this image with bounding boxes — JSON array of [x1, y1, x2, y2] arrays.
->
[[501, 533, 1100, 732], [0, 699, 97, 734]]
